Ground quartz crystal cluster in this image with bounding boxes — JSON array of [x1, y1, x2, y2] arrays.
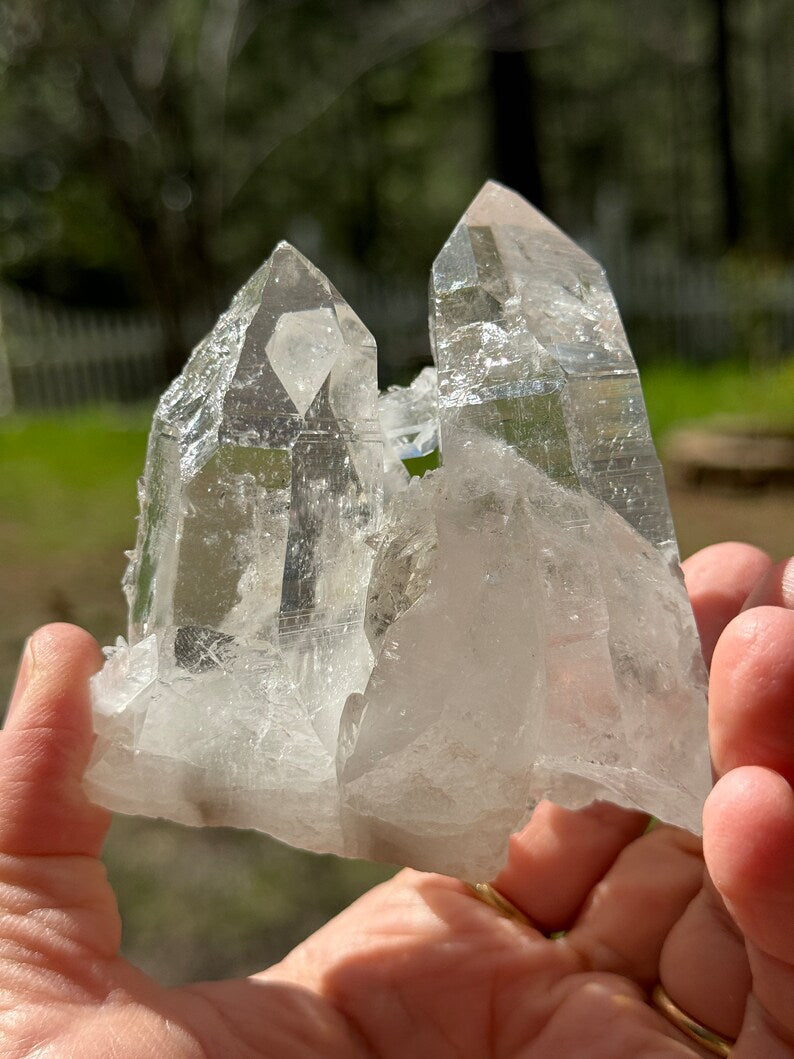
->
[[86, 182, 710, 879]]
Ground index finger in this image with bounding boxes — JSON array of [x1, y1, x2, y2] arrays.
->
[[681, 542, 772, 666]]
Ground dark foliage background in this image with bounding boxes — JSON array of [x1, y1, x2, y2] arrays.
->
[[2, 0, 792, 379]]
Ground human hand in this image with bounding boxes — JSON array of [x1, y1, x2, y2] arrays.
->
[[1, 542, 792, 1058]]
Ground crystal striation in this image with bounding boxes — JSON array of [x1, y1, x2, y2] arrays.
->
[[86, 184, 710, 879]]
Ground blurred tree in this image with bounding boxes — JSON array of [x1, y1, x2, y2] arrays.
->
[[1, 0, 793, 375], [730, 0, 794, 256], [712, 0, 740, 246], [0, 0, 488, 373], [483, 0, 544, 207]]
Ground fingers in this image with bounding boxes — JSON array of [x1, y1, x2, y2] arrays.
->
[[709, 607, 794, 785], [491, 542, 774, 934], [704, 766, 794, 1049], [657, 871, 751, 1039], [0, 624, 109, 858], [564, 825, 704, 986], [658, 592, 794, 1041], [706, 582, 794, 1048], [682, 542, 772, 666], [492, 800, 648, 934], [491, 542, 773, 934], [705, 768, 794, 967]]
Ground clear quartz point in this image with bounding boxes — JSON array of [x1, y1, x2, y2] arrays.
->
[[338, 182, 709, 876], [86, 242, 381, 847], [87, 187, 710, 879]]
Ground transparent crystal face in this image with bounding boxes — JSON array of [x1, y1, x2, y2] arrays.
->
[[87, 187, 710, 880], [432, 181, 677, 558], [112, 243, 382, 827], [128, 243, 380, 655]]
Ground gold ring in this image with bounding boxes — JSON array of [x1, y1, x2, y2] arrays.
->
[[652, 983, 735, 1056], [465, 882, 535, 928]]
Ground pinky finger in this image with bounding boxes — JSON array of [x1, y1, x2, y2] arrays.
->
[[704, 766, 794, 1052]]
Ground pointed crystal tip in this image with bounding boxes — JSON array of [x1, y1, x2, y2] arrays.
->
[[464, 180, 574, 243], [269, 239, 314, 267], [430, 176, 678, 554]]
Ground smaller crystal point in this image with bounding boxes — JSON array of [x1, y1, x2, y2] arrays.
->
[[432, 180, 678, 557]]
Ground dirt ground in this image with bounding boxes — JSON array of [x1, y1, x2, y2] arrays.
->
[[668, 481, 794, 563]]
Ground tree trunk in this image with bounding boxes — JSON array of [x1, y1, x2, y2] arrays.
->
[[713, 0, 741, 246], [484, 0, 544, 209]]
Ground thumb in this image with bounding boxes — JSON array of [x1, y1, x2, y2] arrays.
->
[[1, 624, 110, 858]]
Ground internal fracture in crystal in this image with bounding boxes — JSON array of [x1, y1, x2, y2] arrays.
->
[[86, 184, 710, 879]]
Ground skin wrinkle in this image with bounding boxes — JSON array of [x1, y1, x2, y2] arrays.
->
[[339, 979, 420, 1059], [566, 829, 704, 981], [307, 882, 525, 1057], [736, 989, 794, 1059], [522, 978, 685, 1059], [565, 926, 648, 984], [742, 558, 794, 613], [494, 962, 576, 1058], [188, 978, 375, 1059], [183, 996, 272, 1059], [312, 1004, 378, 1059], [756, 1005, 794, 1053], [0, 943, 116, 1007], [0, 895, 120, 962], [754, 991, 794, 1050], [0, 950, 96, 1006], [0, 914, 108, 975], [403, 990, 471, 1059], [0, 879, 114, 919]]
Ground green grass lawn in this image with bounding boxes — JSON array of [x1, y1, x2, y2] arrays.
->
[[0, 404, 151, 562], [1, 358, 791, 559], [641, 357, 794, 437]]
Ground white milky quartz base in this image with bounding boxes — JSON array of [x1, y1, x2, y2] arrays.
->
[[86, 185, 710, 880]]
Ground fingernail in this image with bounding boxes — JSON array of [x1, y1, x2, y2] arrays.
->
[[4, 637, 37, 728]]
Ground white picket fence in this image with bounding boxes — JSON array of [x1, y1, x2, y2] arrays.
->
[[0, 285, 168, 414], [1, 250, 792, 413], [604, 246, 794, 368]]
